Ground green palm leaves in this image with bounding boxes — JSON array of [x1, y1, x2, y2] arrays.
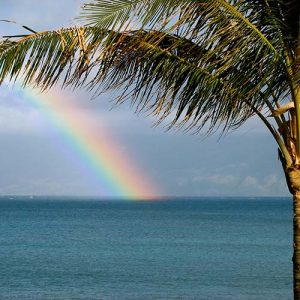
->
[[80, 0, 185, 29], [0, 0, 298, 134]]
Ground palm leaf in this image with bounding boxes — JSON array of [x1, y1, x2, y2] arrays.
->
[[80, 0, 184, 30], [0, 25, 288, 132], [81, 0, 293, 84], [1, 0, 297, 134]]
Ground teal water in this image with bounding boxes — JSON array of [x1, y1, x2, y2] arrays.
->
[[0, 197, 292, 299]]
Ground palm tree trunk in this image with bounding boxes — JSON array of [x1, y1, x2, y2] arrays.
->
[[283, 166, 300, 299], [294, 192, 300, 300]]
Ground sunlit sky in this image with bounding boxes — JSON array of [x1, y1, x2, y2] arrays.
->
[[0, 0, 289, 197]]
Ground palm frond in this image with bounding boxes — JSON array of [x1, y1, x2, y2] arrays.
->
[[1, 0, 298, 133], [0, 25, 288, 132], [80, 0, 184, 30], [81, 0, 281, 52], [0, 39, 16, 52], [81, 0, 290, 83]]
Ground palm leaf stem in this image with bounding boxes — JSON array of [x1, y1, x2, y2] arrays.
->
[[245, 99, 292, 167], [294, 87, 300, 157], [261, 91, 282, 125], [291, 66, 300, 157], [271, 92, 290, 141], [3, 35, 28, 38], [0, 20, 37, 34], [216, 0, 277, 57], [295, 17, 300, 156]]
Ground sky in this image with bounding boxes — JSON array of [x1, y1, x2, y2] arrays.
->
[[0, 0, 290, 198]]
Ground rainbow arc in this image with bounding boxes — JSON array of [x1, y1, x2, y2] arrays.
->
[[6, 83, 158, 199]]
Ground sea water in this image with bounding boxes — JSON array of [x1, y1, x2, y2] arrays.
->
[[0, 197, 292, 299]]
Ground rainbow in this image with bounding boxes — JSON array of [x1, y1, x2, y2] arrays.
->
[[5, 83, 159, 200]]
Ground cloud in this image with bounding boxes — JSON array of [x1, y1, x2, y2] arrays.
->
[[0, 87, 49, 133], [168, 164, 289, 196], [0, 177, 97, 196], [192, 174, 237, 186], [240, 174, 286, 194], [0, 105, 46, 133]]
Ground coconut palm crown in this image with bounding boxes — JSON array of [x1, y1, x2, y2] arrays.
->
[[0, 0, 300, 298]]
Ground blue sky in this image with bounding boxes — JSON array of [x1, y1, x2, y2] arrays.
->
[[0, 0, 289, 197]]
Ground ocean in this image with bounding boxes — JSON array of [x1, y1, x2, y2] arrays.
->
[[0, 197, 292, 299]]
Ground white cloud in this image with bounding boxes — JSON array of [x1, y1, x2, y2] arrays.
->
[[171, 166, 289, 196], [0, 177, 96, 196], [240, 174, 286, 194], [0, 103, 47, 133], [193, 174, 237, 186]]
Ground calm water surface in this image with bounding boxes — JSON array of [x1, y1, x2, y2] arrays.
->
[[0, 197, 292, 299]]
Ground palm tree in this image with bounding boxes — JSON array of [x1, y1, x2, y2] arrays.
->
[[0, 0, 299, 297]]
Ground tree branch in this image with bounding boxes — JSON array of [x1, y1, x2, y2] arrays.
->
[[244, 99, 293, 167]]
